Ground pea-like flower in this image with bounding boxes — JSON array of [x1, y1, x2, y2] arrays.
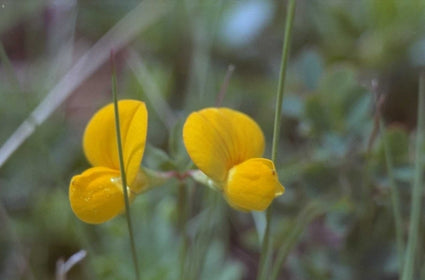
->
[[183, 107, 284, 211], [69, 100, 148, 224]]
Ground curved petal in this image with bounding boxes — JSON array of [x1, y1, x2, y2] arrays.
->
[[69, 167, 129, 224], [224, 158, 284, 211], [183, 107, 264, 183], [83, 100, 148, 184]]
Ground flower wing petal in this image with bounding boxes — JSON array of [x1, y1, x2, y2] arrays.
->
[[183, 107, 265, 183], [69, 167, 126, 224], [224, 158, 284, 211], [83, 100, 148, 184]]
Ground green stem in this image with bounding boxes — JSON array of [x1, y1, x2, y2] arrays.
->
[[270, 0, 295, 163], [401, 73, 425, 280], [421, 259, 425, 280], [379, 119, 404, 269], [111, 53, 140, 280], [216, 64, 235, 107], [257, 1, 296, 280]]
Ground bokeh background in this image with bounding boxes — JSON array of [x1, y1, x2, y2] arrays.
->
[[1, 0, 425, 279]]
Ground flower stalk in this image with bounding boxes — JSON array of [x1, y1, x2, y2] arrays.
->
[[379, 118, 404, 268], [258, 0, 296, 279], [401, 73, 425, 280], [111, 53, 140, 280]]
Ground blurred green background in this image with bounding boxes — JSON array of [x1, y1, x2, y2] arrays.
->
[[1, 0, 425, 279]]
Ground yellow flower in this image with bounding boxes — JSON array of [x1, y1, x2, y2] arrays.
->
[[183, 107, 284, 211], [69, 100, 148, 224]]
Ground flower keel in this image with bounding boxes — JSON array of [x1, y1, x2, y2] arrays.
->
[[69, 167, 132, 224], [224, 158, 285, 211]]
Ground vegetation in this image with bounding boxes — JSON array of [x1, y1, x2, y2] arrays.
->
[[1, 0, 425, 279]]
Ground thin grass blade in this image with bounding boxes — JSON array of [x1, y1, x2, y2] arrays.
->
[[111, 53, 140, 280], [401, 73, 425, 280], [257, 0, 296, 279], [0, 0, 170, 168]]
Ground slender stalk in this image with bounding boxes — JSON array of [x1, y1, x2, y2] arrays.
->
[[111, 53, 140, 280], [421, 259, 425, 280], [216, 64, 235, 107], [257, 1, 296, 279], [270, 0, 296, 163], [401, 73, 425, 280], [257, 204, 273, 280], [379, 119, 404, 268]]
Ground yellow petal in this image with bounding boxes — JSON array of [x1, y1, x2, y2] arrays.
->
[[83, 100, 148, 185], [183, 107, 265, 184], [224, 158, 284, 211], [69, 166, 130, 224]]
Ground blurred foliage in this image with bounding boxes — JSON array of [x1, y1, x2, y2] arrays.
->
[[1, 0, 425, 279]]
